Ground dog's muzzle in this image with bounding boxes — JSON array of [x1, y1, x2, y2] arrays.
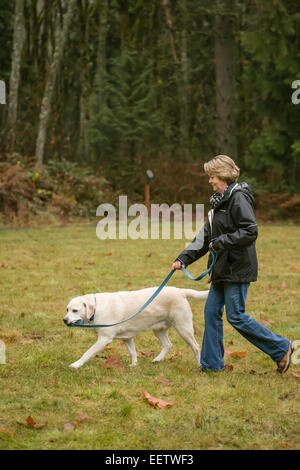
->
[[63, 319, 85, 327]]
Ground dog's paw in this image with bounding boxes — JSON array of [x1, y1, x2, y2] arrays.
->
[[69, 361, 81, 369]]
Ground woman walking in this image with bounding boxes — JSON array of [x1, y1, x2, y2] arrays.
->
[[172, 155, 293, 373]]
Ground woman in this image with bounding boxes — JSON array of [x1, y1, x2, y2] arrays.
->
[[172, 155, 293, 373]]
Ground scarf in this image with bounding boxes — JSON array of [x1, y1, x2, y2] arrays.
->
[[209, 182, 237, 209]]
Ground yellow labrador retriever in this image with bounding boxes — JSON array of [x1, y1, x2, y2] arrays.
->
[[63, 286, 208, 369]]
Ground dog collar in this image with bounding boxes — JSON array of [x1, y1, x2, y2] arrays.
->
[[89, 295, 97, 322]]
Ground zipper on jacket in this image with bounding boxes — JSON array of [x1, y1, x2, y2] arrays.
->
[[208, 209, 214, 282]]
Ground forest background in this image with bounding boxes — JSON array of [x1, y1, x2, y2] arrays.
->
[[1, 0, 300, 226]]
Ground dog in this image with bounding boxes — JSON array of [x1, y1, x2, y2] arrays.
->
[[63, 286, 209, 369]]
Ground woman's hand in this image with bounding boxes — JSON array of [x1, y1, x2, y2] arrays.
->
[[209, 242, 216, 252], [172, 260, 184, 270]]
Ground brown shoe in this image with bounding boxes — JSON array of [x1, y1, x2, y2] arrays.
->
[[276, 342, 294, 374]]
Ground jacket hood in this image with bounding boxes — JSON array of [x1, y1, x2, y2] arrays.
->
[[210, 181, 255, 209], [233, 182, 255, 206]]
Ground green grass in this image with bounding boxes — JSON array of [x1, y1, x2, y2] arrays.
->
[[0, 224, 300, 450]]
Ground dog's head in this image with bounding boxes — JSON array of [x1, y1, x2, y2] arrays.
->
[[63, 295, 95, 326]]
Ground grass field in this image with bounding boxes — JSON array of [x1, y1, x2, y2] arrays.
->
[[0, 224, 300, 450]]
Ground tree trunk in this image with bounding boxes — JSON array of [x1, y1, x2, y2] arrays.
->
[[178, 0, 190, 160], [161, 0, 179, 64], [215, 0, 237, 160], [35, 0, 77, 168], [162, 0, 190, 160], [78, 0, 91, 161], [7, 0, 25, 151]]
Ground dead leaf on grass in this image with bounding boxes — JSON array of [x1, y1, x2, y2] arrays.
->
[[261, 319, 274, 326], [225, 351, 247, 358], [154, 377, 175, 386], [279, 392, 295, 400], [63, 422, 78, 431], [139, 350, 155, 357], [292, 371, 300, 379], [142, 391, 176, 409], [26, 416, 47, 429], [224, 365, 233, 372], [0, 427, 14, 438], [224, 350, 233, 358], [78, 413, 91, 421], [124, 273, 135, 278], [168, 352, 182, 361], [21, 339, 34, 345], [103, 354, 125, 369]]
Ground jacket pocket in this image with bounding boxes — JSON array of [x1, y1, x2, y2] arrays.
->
[[213, 251, 230, 277], [228, 248, 249, 273]]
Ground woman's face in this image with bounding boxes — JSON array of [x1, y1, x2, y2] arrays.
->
[[208, 175, 228, 194]]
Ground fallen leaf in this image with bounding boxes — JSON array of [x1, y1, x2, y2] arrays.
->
[[26, 416, 47, 429], [8, 359, 17, 364], [124, 273, 135, 278], [78, 413, 91, 421], [281, 282, 287, 288], [289, 266, 299, 273], [279, 392, 295, 400], [146, 253, 152, 257], [26, 416, 35, 426], [0, 263, 9, 268], [105, 252, 112, 256], [21, 339, 34, 345], [139, 350, 155, 357], [168, 352, 182, 361], [292, 371, 300, 379], [103, 354, 125, 369], [261, 319, 274, 326], [224, 350, 233, 358], [224, 364, 233, 371], [63, 422, 78, 431], [142, 391, 176, 409], [0, 427, 14, 438], [229, 351, 247, 358], [280, 442, 294, 449], [154, 377, 175, 386]]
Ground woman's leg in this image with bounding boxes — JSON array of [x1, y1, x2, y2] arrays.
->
[[200, 283, 225, 371], [224, 283, 290, 363]]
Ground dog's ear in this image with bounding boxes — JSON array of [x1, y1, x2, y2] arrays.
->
[[83, 297, 95, 320]]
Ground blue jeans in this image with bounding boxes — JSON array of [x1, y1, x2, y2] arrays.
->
[[200, 282, 290, 371]]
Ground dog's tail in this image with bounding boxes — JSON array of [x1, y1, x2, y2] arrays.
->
[[181, 289, 209, 300]]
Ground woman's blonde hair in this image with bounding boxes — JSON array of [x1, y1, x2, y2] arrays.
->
[[204, 155, 240, 184]]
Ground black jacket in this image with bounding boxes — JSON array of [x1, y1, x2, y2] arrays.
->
[[176, 182, 258, 284]]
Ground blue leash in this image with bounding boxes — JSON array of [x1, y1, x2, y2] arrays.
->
[[69, 249, 215, 329]]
